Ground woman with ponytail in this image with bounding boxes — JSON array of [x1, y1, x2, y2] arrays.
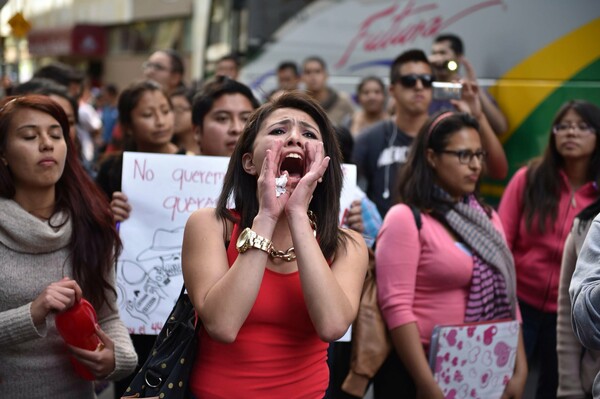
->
[[375, 111, 527, 398]]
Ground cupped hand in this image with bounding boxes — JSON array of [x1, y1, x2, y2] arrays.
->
[[110, 191, 131, 222], [345, 200, 364, 233], [69, 324, 116, 379], [30, 277, 82, 326], [256, 139, 288, 222], [285, 141, 329, 216]]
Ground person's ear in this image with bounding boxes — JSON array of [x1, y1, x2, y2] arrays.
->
[[242, 153, 257, 175], [121, 123, 133, 138], [426, 148, 437, 169], [194, 125, 202, 147]]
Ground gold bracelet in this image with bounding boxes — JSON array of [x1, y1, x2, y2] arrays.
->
[[236, 211, 318, 262]]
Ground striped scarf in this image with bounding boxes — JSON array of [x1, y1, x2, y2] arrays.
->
[[432, 187, 517, 322]]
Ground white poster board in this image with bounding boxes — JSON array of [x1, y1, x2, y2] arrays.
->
[[117, 152, 358, 336]]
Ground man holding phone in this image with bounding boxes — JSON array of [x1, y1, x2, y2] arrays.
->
[[354, 48, 507, 219], [353, 49, 433, 217], [430, 33, 509, 137]]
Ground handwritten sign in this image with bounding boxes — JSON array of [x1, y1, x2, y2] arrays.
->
[[117, 152, 357, 334]]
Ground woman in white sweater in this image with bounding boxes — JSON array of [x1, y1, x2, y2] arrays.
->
[[0, 94, 137, 398]]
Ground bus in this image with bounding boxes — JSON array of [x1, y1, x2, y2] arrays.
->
[[221, 0, 600, 200]]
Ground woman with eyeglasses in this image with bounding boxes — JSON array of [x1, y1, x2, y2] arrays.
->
[[375, 111, 527, 398], [142, 49, 185, 95], [498, 100, 600, 398]]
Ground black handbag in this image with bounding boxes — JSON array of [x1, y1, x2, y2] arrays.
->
[[121, 285, 199, 399]]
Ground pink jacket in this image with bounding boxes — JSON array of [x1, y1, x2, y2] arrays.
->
[[375, 204, 506, 346], [498, 167, 598, 313]]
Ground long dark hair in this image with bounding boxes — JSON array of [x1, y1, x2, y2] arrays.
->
[[397, 111, 489, 215], [523, 100, 600, 232], [118, 79, 172, 151], [0, 95, 121, 310], [216, 91, 346, 259]]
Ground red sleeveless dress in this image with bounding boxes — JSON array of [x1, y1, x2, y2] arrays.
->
[[189, 221, 329, 398]]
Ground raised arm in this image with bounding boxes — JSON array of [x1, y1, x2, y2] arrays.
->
[[286, 141, 368, 341], [182, 208, 275, 344], [292, 213, 368, 341], [452, 80, 508, 179], [461, 56, 508, 135]]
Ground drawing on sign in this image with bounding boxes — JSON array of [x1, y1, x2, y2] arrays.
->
[[117, 227, 185, 323]]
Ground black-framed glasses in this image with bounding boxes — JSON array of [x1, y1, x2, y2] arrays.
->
[[396, 74, 433, 88], [552, 122, 595, 135], [439, 149, 487, 164], [142, 61, 170, 72]]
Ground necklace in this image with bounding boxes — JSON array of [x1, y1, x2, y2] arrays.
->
[[269, 211, 317, 262]]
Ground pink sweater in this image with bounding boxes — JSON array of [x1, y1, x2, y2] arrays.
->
[[498, 166, 598, 313], [375, 203, 506, 346]]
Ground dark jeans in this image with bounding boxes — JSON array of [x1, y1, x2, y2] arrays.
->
[[520, 300, 558, 399], [325, 341, 362, 399], [372, 351, 416, 399]]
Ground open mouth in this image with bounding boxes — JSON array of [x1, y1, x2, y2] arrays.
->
[[279, 153, 304, 178]]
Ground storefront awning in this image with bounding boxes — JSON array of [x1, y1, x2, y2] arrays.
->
[[28, 25, 106, 57]]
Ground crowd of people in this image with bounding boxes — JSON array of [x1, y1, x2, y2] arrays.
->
[[1, 32, 600, 399]]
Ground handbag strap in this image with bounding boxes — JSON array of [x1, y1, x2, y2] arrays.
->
[[177, 284, 201, 332], [181, 233, 230, 333]]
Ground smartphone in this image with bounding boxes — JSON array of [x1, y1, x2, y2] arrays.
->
[[432, 81, 463, 101]]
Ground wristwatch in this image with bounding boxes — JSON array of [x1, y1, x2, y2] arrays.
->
[[236, 228, 273, 254]]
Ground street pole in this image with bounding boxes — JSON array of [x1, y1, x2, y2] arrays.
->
[[191, 0, 211, 81], [14, 36, 20, 83]]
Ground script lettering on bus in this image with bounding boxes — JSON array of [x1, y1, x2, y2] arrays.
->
[[336, 0, 503, 69]]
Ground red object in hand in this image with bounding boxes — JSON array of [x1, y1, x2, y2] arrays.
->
[[55, 298, 101, 380]]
